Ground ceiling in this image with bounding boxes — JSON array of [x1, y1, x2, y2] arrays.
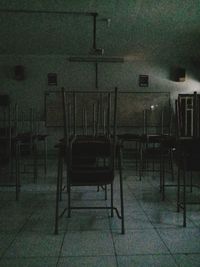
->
[[0, 0, 200, 62]]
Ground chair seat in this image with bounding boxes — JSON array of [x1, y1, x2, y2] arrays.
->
[[175, 138, 200, 171], [144, 147, 170, 155], [72, 137, 111, 157], [0, 157, 10, 165], [117, 133, 140, 141], [69, 168, 114, 185], [17, 132, 33, 142], [175, 153, 200, 171], [37, 134, 48, 141]]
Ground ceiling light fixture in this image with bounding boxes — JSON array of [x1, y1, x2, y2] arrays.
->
[[68, 56, 124, 63]]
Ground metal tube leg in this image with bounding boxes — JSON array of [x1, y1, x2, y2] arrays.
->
[[177, 167, 180, 212], [16, 143, 20, 201], [161, 154, 165, 201], [159, 153, 163, 192], [135, 142, 138, 172], [33, 142, 38, 183], [120, 142, 124, 171], [67, 183, 71, 218], [44, 138, 47, 175], [190, 171, 193, 193], [111, 183, 113, 217], [183, 168, 186, 227], [67, 158, 71, 218], [162, 158, 165, 201], [105, 184, 107, 200], [59, 157, 63, 201], [152, 150, 155, 174], [55, 150, 62, 235], [119, 148, 125, 234], [139, 146, 143, 181], [170, 150, 174, 181]]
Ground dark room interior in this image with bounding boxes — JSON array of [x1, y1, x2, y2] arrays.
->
[[0, 1, 200, 266]]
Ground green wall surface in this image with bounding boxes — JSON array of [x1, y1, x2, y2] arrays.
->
[[0, 1, 200, 148], [1, 55, 199, 113]]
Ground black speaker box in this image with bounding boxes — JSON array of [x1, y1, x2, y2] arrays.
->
[[0, 95, 10, 106], [175, 68, 186, 82], [14, 65, 25, 81]]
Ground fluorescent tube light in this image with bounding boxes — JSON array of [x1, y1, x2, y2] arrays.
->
[[68, 56, 124, 63]]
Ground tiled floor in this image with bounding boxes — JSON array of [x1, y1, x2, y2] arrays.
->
[[0, 155, 200, 267]]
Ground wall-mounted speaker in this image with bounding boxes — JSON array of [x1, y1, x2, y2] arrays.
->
[[0, 95, 10, 106], [14, 65, 25, 81], [174, 67, 186, 82]]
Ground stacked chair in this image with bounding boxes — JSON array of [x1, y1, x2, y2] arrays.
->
[[0, 96, 20, 200], [139, 107, 175, 196], [175, 92, 200, 226], [55, 87, 125, 234], [16, 107, 48, 184], [16, 108, 38, 182]]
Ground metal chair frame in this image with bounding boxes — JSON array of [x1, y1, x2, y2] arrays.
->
[[55, 87, 125, 234], [174, 92, 200, 226], [0, 102, 20, 200], [176, 138, 200, 226]]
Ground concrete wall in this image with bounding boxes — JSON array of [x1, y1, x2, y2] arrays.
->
[[1, 55, 200, 150]]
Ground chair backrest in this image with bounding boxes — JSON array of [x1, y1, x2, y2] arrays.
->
[[176, 137, 200, 171], [62, 88, 118, 139], [176, 92, 200, 138], [61, 87, 118, 170], [0, 102, 12, 162], [174, 92, 200, 171]]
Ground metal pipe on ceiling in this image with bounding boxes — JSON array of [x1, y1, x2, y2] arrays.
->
[[0, 8, 99, 56], [93, 13, 97, 50], [0, 8, 98, 16]]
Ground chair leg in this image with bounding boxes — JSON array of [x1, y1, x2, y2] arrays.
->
[[119, 149, 125, 234], [55, 152, 62, 234], [67, 161, 71, 218], [161, 154, 165, 201], [105, 184, 107, 200], [44, 138, 47, 175], [183, 167, 186, 227], [159, 153, 162, 192], [177, 167, 180, 212], [59, 158, 63, 201], [67, 184, 71, 218], [33, 142, 38, 183], [139, 147, 143, 181], [190, 171, 193, 193], [15, 160, 18, 201], [111, 183, 114, 217], [135, 142, 138, 172], [170, 150, 174, 181], [15, 143, 20, 201]]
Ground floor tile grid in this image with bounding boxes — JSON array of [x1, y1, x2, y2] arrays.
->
[[0, 195, 66, 266], [56, 192, 90, 265], [125, 175, 200, 267], [56, 227, 67, 267], [105, 176, 176, 266], [126, 169, 198, 227], [0, 204, 37, 260], [135, 195, 180, 266], [62, 187, 128, 265], [146, 175, 200, 228], [56, 188, 117, 265], [109, 204, 122, 267], [1, 157, 200, 266]]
